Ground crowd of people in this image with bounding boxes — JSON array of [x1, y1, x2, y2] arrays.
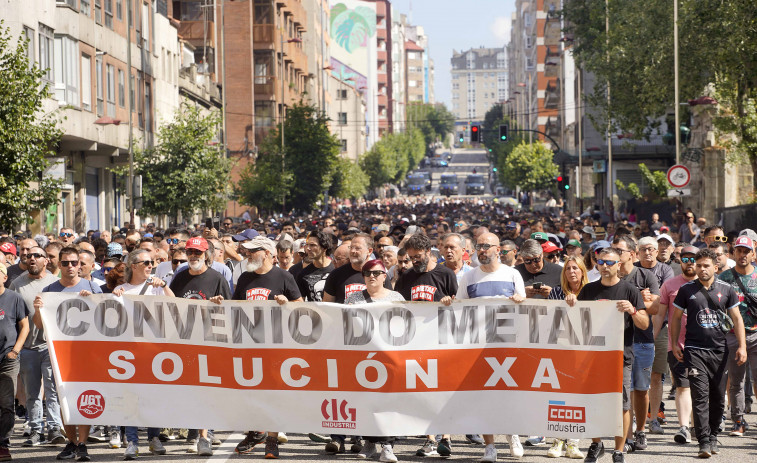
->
[[0, 197, 756, 463]]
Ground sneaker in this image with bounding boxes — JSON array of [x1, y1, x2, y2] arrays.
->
[[508, 435, 524, 458], [438, 438, 452, 457], [718, 416, 726, 434], [109, 430, 122, 449], [467, 434, 485, 445], [623, 441, 635, 453], [674, 426, 692, 444], [547, 439, 565, 458], [565, 440, 584, 459], [730, 420, 746, 436], [236, 431, 266, 454], [351, 436, 364, 453], [526, 436, 547, 446], [197, 436, 213, 457], [380, 444, 398, 463], [208, 430, 221, 445], [308, 433, 331, 443], [698, 442, 711, 458], [650, 418, 664, 434], [611, 450, 624, 463], [56, 442, 77, 460], [709, 437, 719, 454], [481, 443, 497, 463], [124, 441, 138, 460], [657, 410, 667, 425], [48, 427, 67, 445], [76, 443, 90, 462], [584, 441, 604, 463], [177, 428, 189, 440], [634, 431, 648, 450], [265, 436, 279, 459], [148, 437, 166, 455], [87, 426, 106, 443], [277, 432, 288, 444], [746, 398, 753, 414], [23, 430, 44, 446], [158, 428, 173, 441], [325, 439, 345, 454], [0, 447, 9, 462], [416, 440, 439, 457], [358, 441, 378, 459], [22, 421, 30, 438]]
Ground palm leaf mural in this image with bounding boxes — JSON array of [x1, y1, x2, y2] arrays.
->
[[330, 4, 377, 53]]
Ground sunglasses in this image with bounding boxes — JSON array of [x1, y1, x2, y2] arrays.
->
[[103, 267, 114, 273], [27, 253, 46, 260], [173, 259, 188, 265], [137, 260, 155, 267], [166, 238, 184, 245], [711, 236, 728, 242], [522, 257, 542, 265], [59, 232, 73, 238], [500, 249, 514, 255], [60, 260, 79, 267], [185, 249, 204, 256], [681, 257, 696, 264], [596, 259, 618, 266], [223, 222, 233, 227], [362, 270, 386, 278], [546, 253, 560, 259], [474, 243, 496, 251]]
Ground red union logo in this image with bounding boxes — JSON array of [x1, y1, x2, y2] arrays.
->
[[321, 399, 356, 429], [548, 403, 585, 423], [77, 390, 105, 419]]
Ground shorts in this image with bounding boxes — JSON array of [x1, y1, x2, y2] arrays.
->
[[623, 363, 632, 411], [652, 327, 669, 374], [667, 350, 690, 388], [631, 342, 654, 391]]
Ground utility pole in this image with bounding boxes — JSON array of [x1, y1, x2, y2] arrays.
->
[[127, 0, 134, 227]]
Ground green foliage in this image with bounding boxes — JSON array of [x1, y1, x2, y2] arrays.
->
[[638, 163, 670, 197], [0, 23, 63, 231], [481, 104, 525, 187], [360, 142, 398, 189], [615, 179, 642, 199], [330, 157, 368, 199], [237, 102, 340, 213], [136, 103, 230, 220], [359, 129, 425, 189], [563, 0, 757, 176], [500, 143, 559, 191], [406, 103, 455, 153]]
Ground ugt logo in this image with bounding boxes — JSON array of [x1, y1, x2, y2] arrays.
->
[[321, 399, 357, 429], [77, 390, 105, 419]]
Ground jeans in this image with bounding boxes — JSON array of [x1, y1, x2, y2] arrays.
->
[[124, 426, 160, 444], [726, 331, 757, 422], [20, 347, 62, 432], [0, 356, 20, 446]]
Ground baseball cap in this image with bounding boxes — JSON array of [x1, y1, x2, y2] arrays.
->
[[566, 239, 581, 248], [740, 229, 757, 243], [656, 233, 674, 244], [591, 240, 612, 252], [185, 237, 209, 252], [660, 225, 670, 233], [292, 238, 306, 254], [106, 242, 123, 258], [0, 243, 17, 256], [733, 236, 754, 249], [531, 232, 549, 241], [376, 224, 390, 233], [506, 221, 517, 230], [143, 233, 154, 238], [232, 228, 260, 242], [542, 242, 560, 253], [241, 236, 276, 254], [582, 226, 596, 236], [680, 245, 700, 255]]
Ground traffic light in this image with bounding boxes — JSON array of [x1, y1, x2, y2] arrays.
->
[[499, 124, 509, 141], [459, 133, 464, 143], [556, 175, 570, 192], [492, 166, 498, 172], [471, 125, 480, 142]]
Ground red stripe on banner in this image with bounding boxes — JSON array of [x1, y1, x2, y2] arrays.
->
[[52, 340, 622, 394]]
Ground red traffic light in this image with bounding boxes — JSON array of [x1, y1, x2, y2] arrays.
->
[[557, 175, 563, 182], [471, 126, 478, 132]]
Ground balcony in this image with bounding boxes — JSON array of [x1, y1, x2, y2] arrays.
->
[[544, 80, 560, 109], [253, 25, 275, 50], [377, 72, 387, 85], [281, 0, 306, 29], [178, 21, 215, 48], [377, 50, 387, 63], [377, 27, 387, 41], [254, 76, 277, 100]]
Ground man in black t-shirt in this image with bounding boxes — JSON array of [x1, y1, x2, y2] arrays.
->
[[296, 231, 334, 302], [323, 234, 390, 304], [670, 248, 746, 458], [395, 233, 457, 303], [514, 239, 562, 299], [570, 247, 648, 463]]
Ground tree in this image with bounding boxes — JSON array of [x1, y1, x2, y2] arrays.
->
[[360, 142, 398, 189], [237, 102, 340, 213], [0, 24, 63, 231], [135, 103, 230, 221], [563, 0, 757, 177], [500, 143, 559, 191], [330, 157, 368, 199], [481, 104, 524, 187], [407, 102, 456, 151]]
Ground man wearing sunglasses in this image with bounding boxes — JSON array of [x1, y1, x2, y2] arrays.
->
[[703, 226, 736, 269], [58, 228, 76, 245], [8, 246, 64, 447], [514, 239, 562, 299], [568, 247, 648, 463], [500, 240, 518, 267], [33, 247, 102, 461], [4, 239, 36, 288]]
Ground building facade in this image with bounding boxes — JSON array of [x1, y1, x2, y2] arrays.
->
[[450, 46, 508, 122]]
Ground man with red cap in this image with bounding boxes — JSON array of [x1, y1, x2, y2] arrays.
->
[[541, 241, 562, 266]]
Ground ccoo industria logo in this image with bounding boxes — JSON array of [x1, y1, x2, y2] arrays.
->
[[321, 399, 357, 429], [547, 400, 586, 433]]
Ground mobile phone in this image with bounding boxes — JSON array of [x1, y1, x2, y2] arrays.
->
[[533, 282, 543, 290]]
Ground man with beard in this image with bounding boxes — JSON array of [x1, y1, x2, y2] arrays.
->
[[395, 233, 457, 303], [323, 234, 390, 304], [9, 246, 64, 447], [5, 238, 36, 287], [390, 248, 413, 287], [296, 231, 334, 301], [224, 236, 301, 458], [168, 237, 230, 456]]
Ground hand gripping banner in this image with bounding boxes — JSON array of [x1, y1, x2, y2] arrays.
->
[[40, 294, 623, 437]]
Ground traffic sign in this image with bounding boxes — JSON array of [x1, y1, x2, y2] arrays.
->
[[667, 188, 691, 197], [667, 164, 690, 188]]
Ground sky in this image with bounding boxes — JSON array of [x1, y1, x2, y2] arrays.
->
[[389, 0, 516, 108]]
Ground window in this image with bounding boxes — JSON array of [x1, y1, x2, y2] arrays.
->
[[129, 75, 134, 111], [96, 54, 103, 115], [81, 54, 92, 111], [106, 64, 115, 117], [104, 0, 113, 29], [39, 24, 54, 83], [118, 69, 125, 107], [340, 139, 347, 152], [80, 0, 90, 16], [23, 26, 34, 69], [116, 0, 122, 20], [53, 35, 79, 106], [338, 112, 347, 125], [95, 0, 102, 24], [57, 0, 77, 8], [337, 89, 348, 100]]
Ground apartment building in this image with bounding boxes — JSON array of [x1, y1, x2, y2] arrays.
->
[[450, 46, 508, 122]]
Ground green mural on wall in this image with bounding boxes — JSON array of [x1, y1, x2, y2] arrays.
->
[[330, 3, 377, 53]]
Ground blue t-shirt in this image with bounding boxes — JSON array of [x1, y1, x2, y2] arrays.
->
[[0, 289, 30, 357], [42, 279, 104, 294]]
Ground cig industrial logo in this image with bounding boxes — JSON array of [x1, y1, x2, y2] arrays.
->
[[321, 399, 357, 429], [547, 400, 586, 433]]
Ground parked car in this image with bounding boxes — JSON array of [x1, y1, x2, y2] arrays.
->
[[439, 174, 459, 196], [465, 174, 486, 195]]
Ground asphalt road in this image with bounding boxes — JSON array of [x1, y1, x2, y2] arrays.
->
[[10, 382, 757, 462]]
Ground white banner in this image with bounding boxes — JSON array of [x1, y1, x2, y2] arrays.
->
[[40, 294, 624, 437]]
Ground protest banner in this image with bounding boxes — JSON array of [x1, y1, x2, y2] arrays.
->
[[40, 293, 623, 437]]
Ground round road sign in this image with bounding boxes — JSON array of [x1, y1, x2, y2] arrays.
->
[[667, 165, 690, 188]]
